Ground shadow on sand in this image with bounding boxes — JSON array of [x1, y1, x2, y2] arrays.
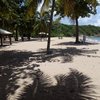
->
[[54, 41, 99, 46], [19, 69, 97, 100], [11, 37, 48, 44], [0, 48, 99, 100], [0, 50, 39, 100], [32, 47, 99, 63]]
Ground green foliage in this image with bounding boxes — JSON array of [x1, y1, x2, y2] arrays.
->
[[55, 0, 98, 43], [33, 12, 50, 35], [56, 0, 98, 19], [25, 0, 42, 19], [51, 23, 100, 37]]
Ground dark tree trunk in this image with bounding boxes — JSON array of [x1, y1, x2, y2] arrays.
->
[[0, 36, 3, 46], [2, 19, 5, 29], [27, 33, 31, 41], [47, 0, 55, 54], [75, 17, 79, 43], [15, 28, 18, 41], [21, 36, 24, 41]]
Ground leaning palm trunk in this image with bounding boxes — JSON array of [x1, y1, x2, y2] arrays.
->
[[47, 0, 55, 54]]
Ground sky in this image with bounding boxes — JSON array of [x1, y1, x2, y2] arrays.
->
[[60, 5, 100, 26], [38, 0, 100, 26], [59, 0, 100, 26]]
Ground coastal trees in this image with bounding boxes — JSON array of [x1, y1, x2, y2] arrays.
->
[[26, 0, 55, 54], [44, 0, 55, 54], [0, 0, 15, 28], [0, 0, 42, 41], [56, 0, 98, 43], [51, 24, 100, 37], [0, 0, 25, 41], [0, 0, 24, 26], [25, 0, 42, 19], [34, 12, 50, 35], [0, 0, 98, 46]]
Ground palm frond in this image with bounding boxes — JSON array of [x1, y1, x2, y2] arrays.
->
[[41, 0, 51, 16]]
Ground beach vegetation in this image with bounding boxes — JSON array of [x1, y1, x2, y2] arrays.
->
[[51, 23, 100, 37], [55, 0, 98, 43]]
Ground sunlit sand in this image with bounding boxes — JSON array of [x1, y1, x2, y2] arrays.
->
[[0, 37, 100, 100]]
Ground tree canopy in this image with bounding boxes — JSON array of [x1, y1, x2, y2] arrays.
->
[[55, 0, 98, 43], [56, 0, 98, 19]]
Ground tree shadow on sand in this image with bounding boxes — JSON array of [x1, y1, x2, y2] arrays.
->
[[0, 50, 40, 100], [31, 47, 99, 63], [54, 41, 99, 46], [0, 48, 99, 100], [19, 69, 97, 100]]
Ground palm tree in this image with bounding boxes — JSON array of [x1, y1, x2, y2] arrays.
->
[[45, 0, 55, 54], [34, 11, 50, 35], [25, 0, 42, 19], [0, 0, 24, 36], [56, 0, 98, 43], [25, 0, 55, 54], [41, 0, 59, 54]]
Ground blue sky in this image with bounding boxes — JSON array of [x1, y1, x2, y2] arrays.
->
[[38, 0, 100, 26], [60, 5, 100, 26]]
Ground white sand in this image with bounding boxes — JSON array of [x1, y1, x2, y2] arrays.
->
[[1, 37, 100, 99]]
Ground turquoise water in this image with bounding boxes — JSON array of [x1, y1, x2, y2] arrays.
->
[[87, 36, 100, 42]]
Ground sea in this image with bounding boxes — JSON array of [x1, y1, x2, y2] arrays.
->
[[86, 36, 100, 43]]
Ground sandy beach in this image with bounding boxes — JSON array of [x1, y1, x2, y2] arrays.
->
[[0, 37, 100, 100]]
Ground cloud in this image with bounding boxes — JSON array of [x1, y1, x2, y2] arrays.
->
[[59, 6, 100, 26], [39, 0, 100, 26], [98, 0, 100, 3]]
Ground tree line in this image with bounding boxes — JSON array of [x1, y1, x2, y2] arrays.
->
[[0, 0, 99, 54], [51, 23, 100, 37]]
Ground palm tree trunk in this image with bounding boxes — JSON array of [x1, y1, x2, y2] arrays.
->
[[75, 17, 79, 43], [47, 0, 55, 54]]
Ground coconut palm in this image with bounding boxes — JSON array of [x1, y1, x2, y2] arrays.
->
[[34, 11, 50, 35], [56, 0, 98, 43], [44, 0, 55, 54], [25, 0, 55, 54], [25, 0, 42, 19], [41, 0, 58, 54]]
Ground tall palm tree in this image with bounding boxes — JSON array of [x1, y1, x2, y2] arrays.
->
[[56, 0, 98, 43], [41, 0, 58, 54], [45, 0, 55, 54], [25, 0, 55, 54]]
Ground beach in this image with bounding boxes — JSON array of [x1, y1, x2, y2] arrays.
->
[[0, 37, 100, 100]]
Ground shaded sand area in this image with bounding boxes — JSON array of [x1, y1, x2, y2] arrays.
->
[[0, 37, 100, 100]]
